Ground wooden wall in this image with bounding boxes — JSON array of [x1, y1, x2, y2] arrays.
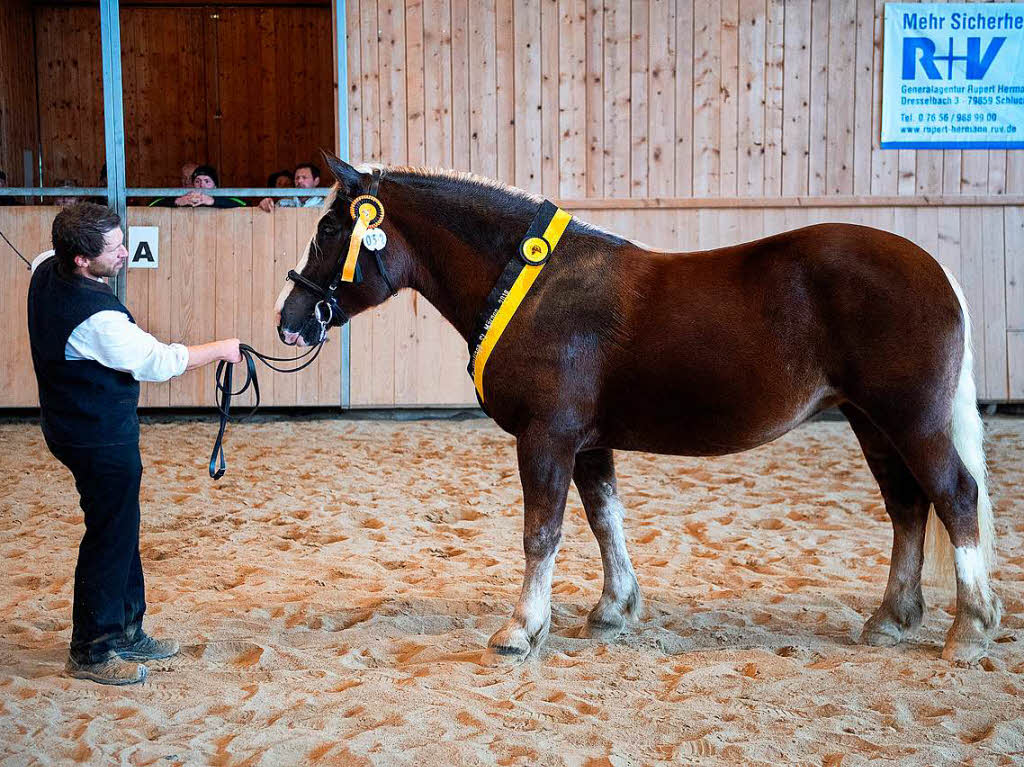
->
[[0, 0, 39, 188], [32, 4, 335, 190], [1, 204, 1021, 409], [344, 0, 1023, 200]]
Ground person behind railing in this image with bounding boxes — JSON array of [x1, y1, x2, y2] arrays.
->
[[257, 162, 322, 212], [255, 169, 294, 212], [148, 164, 245, 209], [53, 179, 80, 208], [27, 202, 242, 685], [0, 169, 17, 206]]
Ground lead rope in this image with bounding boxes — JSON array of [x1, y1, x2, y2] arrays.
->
[[209, 340, 326, 479]]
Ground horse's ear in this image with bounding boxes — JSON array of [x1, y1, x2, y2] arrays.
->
[[321, 151, 365, 197]]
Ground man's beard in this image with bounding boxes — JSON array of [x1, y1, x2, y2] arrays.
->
[[88, 261, 121, 279]]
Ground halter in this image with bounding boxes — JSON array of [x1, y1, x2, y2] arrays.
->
[[285, 168, 396, 341]]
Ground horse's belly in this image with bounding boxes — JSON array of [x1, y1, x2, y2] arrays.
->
[[596, 373, 838, 457]]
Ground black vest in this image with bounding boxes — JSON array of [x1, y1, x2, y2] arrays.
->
[[27, 256, 141, 447]]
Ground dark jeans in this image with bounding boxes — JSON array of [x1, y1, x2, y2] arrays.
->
[[47, 439, 146, 664]]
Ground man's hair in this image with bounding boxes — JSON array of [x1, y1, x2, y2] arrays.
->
[[0, 169, 7, 183], [295, 163, 320, 180], [52, 202, 121, 273], [191, 164, 219, 185]]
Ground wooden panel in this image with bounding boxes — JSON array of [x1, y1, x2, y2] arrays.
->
[[0, 0, 39, 188], [602, 0, 629, 197], [629, 0, 649, 198], [826, 0, 856, 195], [718, 0, 738, 197], [469, 0, 498, 177], [763, 0, 784, 198], [852, 0, 873, 196], [584, 0, 603, 197], [692, 0, 720, 197], [451, 0, 471, 171], [647, 0, 674, 198], [34, 7, 104, 190], [121, 8, 207, 188], [673, 0, 694, 197], [781, 0, 810, 196], [807, 0, 828, 196], [514, 0, 541, 192], [737, 0, 765, 198], [981, 207, 1007, 400], [494, 0, 515, 185]]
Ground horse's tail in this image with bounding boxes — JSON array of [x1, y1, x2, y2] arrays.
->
[[923, 267, 995, 586]]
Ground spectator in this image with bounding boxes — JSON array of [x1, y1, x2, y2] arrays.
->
[[179, 162, 198, 189], [258, 163, 322, 212], [256, 170, 294, 212], [269, 169, 293, 188], [53, 179, 79, 208], [0, 169, 16, 206], [150, 165, 245, 209]]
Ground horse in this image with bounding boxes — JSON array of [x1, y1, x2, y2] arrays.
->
[[275, 155, 1000, 664]]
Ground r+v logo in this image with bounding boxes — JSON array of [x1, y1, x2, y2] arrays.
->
[[903, 37, 1005, 80]]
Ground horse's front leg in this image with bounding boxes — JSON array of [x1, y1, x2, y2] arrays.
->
[[573, 448, 644, 640], [487, 428, 575, 659]]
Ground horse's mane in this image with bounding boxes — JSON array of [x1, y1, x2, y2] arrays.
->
[[367, 164, 625, 261]]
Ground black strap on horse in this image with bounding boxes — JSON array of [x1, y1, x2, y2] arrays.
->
[[209, 342, 325, 479], [210, 167, 396, 480]]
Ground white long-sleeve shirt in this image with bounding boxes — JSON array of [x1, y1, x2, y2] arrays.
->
[[32, 251, 189, 382]]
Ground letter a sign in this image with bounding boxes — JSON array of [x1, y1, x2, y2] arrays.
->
[[129, 226, 159, 269]]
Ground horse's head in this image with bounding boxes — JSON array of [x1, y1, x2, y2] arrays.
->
[[275, 155, 405, 346]]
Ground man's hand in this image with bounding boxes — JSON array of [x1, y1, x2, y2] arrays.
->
[[221, 338, 243, 364], [258, 197, 275, 213]]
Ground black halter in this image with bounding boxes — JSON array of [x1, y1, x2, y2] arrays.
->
[[285, 168, 396, 336]]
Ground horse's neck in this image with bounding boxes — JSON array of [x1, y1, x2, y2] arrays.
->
[[392, 188, 526, 340]]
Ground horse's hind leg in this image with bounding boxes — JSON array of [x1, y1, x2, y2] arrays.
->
[[890, 427, 1000, 662], [841, 404, 929, 646], [573, 449, 643, 640]]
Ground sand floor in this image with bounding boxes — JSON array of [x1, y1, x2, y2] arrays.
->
[[1, 415, 1023, 766]]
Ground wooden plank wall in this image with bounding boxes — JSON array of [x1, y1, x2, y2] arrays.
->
[[0, 204, 1021, 406], [0, 0, 38, 188], [0, 208, 340, 409], [32, 5, 334, 189], [341, 0, 1022, 406]]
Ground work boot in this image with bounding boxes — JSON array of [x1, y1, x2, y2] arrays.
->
[[66, 655, 148, 685], [116, 630, 180, 662]]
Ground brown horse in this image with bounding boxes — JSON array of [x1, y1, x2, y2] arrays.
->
[[276, 156, 999, 663]]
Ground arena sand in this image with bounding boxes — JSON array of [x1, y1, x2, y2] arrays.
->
[[1, 416, 1023, 766]]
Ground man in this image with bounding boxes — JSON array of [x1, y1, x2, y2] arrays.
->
[[258, 162, 322, 212], [27, 203, 242, 685], [150, 165, 245, 209]]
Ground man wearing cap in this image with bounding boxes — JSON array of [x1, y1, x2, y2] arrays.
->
[[27, 202, 242, 685]]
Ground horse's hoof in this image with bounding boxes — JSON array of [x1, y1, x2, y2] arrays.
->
[[941, 638, 988, 665], [860, 618, 903, 647], [487, 624, 536, 660], [581, 616, 625, 641]]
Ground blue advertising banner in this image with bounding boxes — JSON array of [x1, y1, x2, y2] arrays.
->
[[881, 3, 1024, 149]]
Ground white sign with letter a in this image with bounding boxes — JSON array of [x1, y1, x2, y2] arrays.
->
[[129, 226, 159, 269]]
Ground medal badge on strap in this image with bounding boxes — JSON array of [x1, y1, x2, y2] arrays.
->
[[341, 194, 386, 282]]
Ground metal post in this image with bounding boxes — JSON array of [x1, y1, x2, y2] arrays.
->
[[335, 0, 351, 409], [100, 0, 128, 301]]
